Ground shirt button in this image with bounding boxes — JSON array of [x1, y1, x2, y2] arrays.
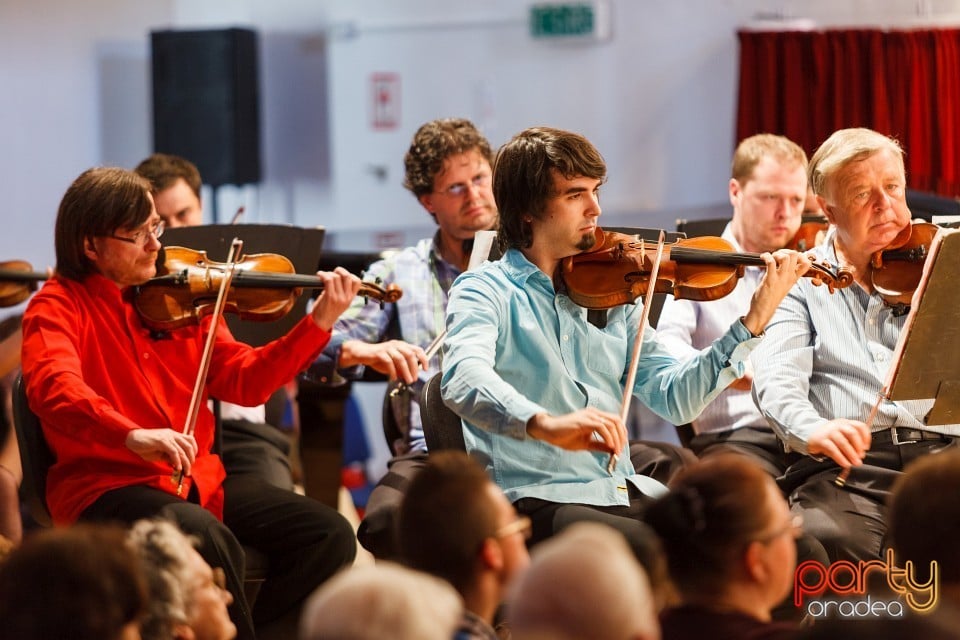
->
[[562, 335, 569, 341], [143, 352, 150, 360]]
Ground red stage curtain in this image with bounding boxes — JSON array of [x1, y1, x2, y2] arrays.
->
[[737, 28, 960, 195]]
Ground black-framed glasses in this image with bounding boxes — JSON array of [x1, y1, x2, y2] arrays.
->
[[434, 173, 491, 198], [110, 220, 165, 246]]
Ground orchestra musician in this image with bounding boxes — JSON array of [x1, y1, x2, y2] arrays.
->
[[135, 152, 297, 492], [20, 167, 361, 640], [440, 126, 808, 564], [752, 127, 960, 563], [657, 133, 810, 478], [310, 118, 499, 560]]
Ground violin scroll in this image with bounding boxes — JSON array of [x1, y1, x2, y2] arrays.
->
[[0, 260, 48, 307]]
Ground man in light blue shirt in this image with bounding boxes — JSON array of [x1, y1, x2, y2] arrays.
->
[[442, 126, 807, 555]]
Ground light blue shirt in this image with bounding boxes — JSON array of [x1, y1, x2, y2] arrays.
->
[[441, 248, 761, 506], [752, 227, 960, 455]]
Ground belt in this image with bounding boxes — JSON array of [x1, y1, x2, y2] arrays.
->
[[872, 427, 953, 445]]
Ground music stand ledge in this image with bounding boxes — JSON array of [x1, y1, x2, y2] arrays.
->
[[885, 228, 960, 425]]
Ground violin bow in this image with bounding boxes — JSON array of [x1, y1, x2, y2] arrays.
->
[[614, 231, 668, 473], [834, 388, 885, 487], [173, 237, 243, 495]]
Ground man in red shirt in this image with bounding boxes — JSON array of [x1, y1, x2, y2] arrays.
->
[[21, 167, 361, 640]]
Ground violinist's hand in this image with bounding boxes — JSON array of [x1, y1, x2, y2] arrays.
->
[[526, 408, 627, 455], [340, 339, 429, 385], [742, 249, 812, 336], [311, 267, 362, 331], [728, 368, 754, 392], [125, 428, 198, 476], [807, 419, 871, 468]]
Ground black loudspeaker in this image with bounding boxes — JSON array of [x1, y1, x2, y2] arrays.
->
[[151, 28, 261, 186]]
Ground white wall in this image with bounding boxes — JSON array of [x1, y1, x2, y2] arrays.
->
[[6, 0, 960, 262]]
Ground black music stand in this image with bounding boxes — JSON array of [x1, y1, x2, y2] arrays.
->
[[884, 228, 960, 425], [161, 223, 325, 347]]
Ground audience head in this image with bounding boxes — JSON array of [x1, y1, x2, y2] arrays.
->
[[127, 518, 236, 640], [403, 118, 498, 243], [55, 167, 156, 282], [0, 523, 146, 640], [299, 563, 462, 640], [494, 126, 606, 250], [807, 128, 909, 255], [795, 614, 960, 640], [645, 455, 799, 618], [889, 449, 960, 600], [508, 522, 659, 640], [134, 153, 203, 228], [397, 450, 530, 597], [729, 133, 808, 253]]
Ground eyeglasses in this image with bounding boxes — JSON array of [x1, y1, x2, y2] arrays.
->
[[434, 173, 491, 198], [494, 515, 532, 541], [110, 220, 165, 246], [755, 514, 804, 545]]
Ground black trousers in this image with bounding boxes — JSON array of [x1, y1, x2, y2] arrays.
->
[[357, 450, 428, 561], [82, 475, 356, 640], [221, 418, 294, 491], [689, 426, 793, 479], [780, 435, 957, 563]]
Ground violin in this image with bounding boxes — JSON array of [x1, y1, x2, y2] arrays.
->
[[0, 260, 48, 307], [869, 220, 939, 309], [562, 228, 854, 310], [133, 246, 402, 330], [786, 214, 831, 251]]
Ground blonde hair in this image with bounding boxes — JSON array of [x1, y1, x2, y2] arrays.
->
[[808, 128, 904, 198], [731, 133, 808, 185], [508, 522, 659, 640], [300, 563, 463, 640]]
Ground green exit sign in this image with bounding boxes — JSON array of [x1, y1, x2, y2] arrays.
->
[[530, 2, 611, 41], [531, 3, 598, 38]]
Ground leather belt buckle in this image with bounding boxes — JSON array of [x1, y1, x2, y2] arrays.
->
[[891, 428, 907, 445], [891, 428, 922, 445]]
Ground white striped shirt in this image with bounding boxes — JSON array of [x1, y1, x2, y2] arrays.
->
[[752, 227, 960, 455]]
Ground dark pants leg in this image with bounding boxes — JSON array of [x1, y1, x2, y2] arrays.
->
[[782, 437, 957, 563], [222, 474, 356, 626], [83, 485, 257, 640], [357, 451, 428, 561], [221, 419, 294, 491], [629, 439, 697, 485], [689, 426, 789, 479], [514, 489, 666, 596]]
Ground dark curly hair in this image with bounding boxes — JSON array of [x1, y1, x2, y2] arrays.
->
[[403, 118, 494, 197]]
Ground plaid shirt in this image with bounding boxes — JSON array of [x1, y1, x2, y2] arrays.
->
[[312, 233, 459, 452]]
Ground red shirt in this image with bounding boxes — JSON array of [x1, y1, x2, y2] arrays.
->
[[21, 274, 332, 524]]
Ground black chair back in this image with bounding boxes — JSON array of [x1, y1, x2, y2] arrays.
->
[[12, 374, 53, 527], [420, 373, 466, 452]]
